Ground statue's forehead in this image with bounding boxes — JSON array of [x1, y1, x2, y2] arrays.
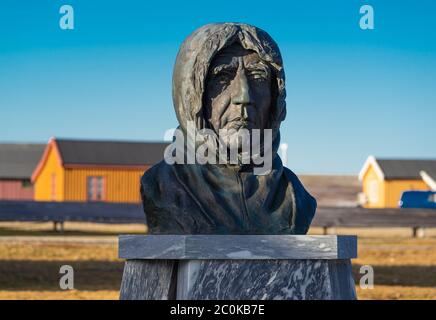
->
[[209, 43, 263, 70]]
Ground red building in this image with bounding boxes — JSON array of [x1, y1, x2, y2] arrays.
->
[[0, 143, 45, 200]]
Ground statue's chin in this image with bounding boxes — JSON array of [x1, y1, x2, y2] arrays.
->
[[225, 134, 249, 151]]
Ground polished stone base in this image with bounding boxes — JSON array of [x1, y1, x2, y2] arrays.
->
[[119, 235, 357, 300]]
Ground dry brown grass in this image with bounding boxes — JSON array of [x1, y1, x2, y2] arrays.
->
[[0, 290, 119, 300], [357, 286, 436, 300], [0, 222, 435, 300]]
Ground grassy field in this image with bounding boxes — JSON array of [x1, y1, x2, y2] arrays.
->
[[0, 222, 435, 300]]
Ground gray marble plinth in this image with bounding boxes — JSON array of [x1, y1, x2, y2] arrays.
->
[[119, 235, 357, 300]]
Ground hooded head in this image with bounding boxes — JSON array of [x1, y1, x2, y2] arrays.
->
[[172, 23, 286, 158]]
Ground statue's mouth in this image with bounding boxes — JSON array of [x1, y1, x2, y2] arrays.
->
[[226, 119, 252, 130]]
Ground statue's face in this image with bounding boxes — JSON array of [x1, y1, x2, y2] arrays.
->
[[204, 43, 272, 141]]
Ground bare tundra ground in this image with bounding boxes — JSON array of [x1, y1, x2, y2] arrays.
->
[[299, 175, 361, 207], [0, 222, 435, 300]]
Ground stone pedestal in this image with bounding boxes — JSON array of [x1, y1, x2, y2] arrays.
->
[[119, 235, 357, 300]]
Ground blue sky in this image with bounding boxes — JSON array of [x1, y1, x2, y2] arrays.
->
[[1, 0, 435, 174]]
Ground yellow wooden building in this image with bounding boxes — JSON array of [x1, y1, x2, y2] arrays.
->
[[31, 138, 168, 203], [359, 156, 436, 208]]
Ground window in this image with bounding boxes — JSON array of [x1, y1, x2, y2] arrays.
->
[[21, 180, 32, 188], [428, 193, 436, 203], [87, 176, 106, 201]]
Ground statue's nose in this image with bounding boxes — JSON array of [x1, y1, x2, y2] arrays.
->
[[231, 68, 252, 120]]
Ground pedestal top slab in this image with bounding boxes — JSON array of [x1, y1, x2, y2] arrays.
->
[[119, 235, 357, 260]]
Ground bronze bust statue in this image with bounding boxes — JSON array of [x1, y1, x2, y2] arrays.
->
[[141, 23, 316, 235]]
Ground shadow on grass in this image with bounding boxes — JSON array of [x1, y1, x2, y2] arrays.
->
[[0, 227, 145, 237], [1, 260, 436, 291], [0, 260, 124, 291]]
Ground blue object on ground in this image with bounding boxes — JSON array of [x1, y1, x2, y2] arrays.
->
[[399, 191, 436, 209]]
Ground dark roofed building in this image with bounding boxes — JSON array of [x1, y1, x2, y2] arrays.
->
[[376, 159, 436, 180], [0, 143, 45, 200], [55, 139, 168, 166], [31, 138, 169, 203], [359, 156, 436, 208]]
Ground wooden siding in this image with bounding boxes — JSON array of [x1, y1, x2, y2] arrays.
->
[[64, 167, 147, 203], [0, 180, 34, 200], [33, 145, 65, 201]]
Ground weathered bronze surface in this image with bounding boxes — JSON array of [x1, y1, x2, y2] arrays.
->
[[141, 23, 316, 234]]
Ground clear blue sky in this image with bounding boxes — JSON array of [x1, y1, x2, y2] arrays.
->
[[1, 0, 435, 174]]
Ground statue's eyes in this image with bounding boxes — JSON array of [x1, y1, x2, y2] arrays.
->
[[213, 71, 234, 85], [249, 70, 269, 82]]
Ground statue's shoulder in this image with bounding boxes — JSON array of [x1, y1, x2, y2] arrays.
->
[[140, 161, 179, 203], [282, 167, 317, 234], [282, 166, 317, 206], [141, 160, 179, 189], [140, 161, 189, 205], [140, 162, 200, 234], [282, 167, 309, 193]]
